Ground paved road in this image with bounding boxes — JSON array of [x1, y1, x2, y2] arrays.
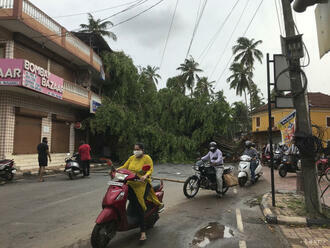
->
[[0, 164, 288, 248]]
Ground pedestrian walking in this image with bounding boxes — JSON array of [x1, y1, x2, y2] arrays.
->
[[37, 137, 51, 182], [78, 140, 91, 177]]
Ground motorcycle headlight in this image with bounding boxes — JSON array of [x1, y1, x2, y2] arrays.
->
[[114, 172, 128, 181], [193, 165, 199, 171]]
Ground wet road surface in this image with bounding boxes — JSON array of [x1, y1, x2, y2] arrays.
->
[[0, 164, 288, 248]]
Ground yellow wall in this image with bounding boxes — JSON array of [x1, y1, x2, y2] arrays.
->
[[252, 108, 330, 146]]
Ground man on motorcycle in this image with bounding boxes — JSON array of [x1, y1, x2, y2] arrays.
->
[[243, 141, 258, 184], [201, 141, 224, 195]]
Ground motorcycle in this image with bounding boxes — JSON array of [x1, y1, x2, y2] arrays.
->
[[278, 152, 301, 177], [238, 155, 263, 187], [91, 165, 164, 248], [273, 148, 283, 169], [183, 160, 231, 198], [316, 156, 329, 175], [0, 159, 16, 181], [64, 153, 82, 179]]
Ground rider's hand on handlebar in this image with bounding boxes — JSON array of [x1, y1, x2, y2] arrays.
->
[[140, 175, 147, 182]]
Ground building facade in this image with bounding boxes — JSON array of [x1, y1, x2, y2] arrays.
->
[[0, 0, 103, 170], [251, 92, 330, 148]]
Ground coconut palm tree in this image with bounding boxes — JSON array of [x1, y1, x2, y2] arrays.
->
[[194, 75, 214, 98], [177, 56, 203, 97], [226, 63, 252, 108], [80, 13, 117, 41], [142, 65, 161, 85], [232, 37, 263, 70]]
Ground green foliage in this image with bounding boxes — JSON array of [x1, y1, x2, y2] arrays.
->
[[90, 52, 241, 163]]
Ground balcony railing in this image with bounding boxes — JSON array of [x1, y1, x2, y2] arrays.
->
[[63, 81, 89, 98], [0, 0, 103, 71], [0, 0, 13, 9], [66, 33, 91, 58], [22, 0, 61, 36]]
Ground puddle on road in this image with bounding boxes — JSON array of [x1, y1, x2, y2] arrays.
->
[[191, 222, 234, 248]]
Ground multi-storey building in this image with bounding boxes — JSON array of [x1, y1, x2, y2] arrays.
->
[[0, 0, 105, 170]]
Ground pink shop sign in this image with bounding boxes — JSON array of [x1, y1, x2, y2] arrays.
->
[[0, 59, 64, 99]]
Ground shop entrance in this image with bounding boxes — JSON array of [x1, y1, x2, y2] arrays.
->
[[51, 120, 70, 153], [14, 115, 41, 154]]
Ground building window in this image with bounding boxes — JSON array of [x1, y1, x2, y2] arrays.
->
[[327, 117, 330, 128], [0, 44, 5, 58], [256, 117, 260, 127]]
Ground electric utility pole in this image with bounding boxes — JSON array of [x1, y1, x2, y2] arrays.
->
[[280, 0, 322, 215]]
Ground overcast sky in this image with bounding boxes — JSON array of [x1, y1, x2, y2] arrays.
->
[[31, 0, 330, 104]]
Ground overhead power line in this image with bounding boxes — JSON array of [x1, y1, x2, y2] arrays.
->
[[198, 0, 241, 63], [21, 0, 143, 21], [215, 0, 265, 87], [26, 0, 163, 41], [185, 0, 209, 58], [274, 0, 283, 36], [159, 0, 180, 69], [209, 0, 250, 78], [111, 0, 165, 28]]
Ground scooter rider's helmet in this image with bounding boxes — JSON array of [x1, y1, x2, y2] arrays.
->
[[245, 140, 253, 149], [209, 141, 217, 152]]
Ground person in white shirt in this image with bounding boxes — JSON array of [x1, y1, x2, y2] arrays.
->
[[201, 141, 224, 194]]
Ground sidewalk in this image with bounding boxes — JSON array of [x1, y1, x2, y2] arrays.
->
[[262, 166, 330, 248], [263, 167, 330, 206]]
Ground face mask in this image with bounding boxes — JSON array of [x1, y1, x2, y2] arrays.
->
[[133, 150, 143, 157]]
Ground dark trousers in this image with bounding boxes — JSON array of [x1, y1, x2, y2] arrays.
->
[[128, 183, 151, 232], [81, 160, 90, 176], [250, 160, 257, 181]]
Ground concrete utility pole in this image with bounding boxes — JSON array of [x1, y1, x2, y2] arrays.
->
[[280, 0, 322, 215]]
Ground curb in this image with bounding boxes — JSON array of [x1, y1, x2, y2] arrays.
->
[[13, 163, 108, 179], [260, 192, 330, 227]]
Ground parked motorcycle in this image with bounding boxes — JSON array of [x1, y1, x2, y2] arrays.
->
[[64, 153, 82, 179], [316, 156, 329, 175], [238, 155, 263, 187], [278, 152, 301, 177], [91, 165, 164, 248], [0, 159, 16, 181], [183, 160, 231, 198], [273, 148, 283, 169]]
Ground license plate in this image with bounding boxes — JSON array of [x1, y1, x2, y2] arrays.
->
[[107, 181, 123, 187]]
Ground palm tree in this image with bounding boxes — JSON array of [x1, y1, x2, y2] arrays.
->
[[142, 65, 161, 85], [232, 37, 263, 70], [80, 13, 117, 41], [194, 75, 214, 98], [226, 63, 252, 108], [177, 56, 203, 97]]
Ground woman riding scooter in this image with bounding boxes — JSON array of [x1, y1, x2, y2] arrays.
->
[[117, 143, 164, 241]]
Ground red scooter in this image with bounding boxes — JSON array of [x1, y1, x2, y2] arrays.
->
[[91, 165, 164, 248]]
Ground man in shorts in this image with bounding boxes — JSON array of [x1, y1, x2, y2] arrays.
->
[[37, 137, 51, 182]]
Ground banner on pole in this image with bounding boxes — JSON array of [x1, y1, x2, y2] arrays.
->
[[277, 110, 296, 145]]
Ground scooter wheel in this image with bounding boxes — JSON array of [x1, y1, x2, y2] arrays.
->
[[279, 167, 287, 177], [91, 222, 116, 248], [238, 177, 247, 187], [68, 172, 75, 180], [183, 176, 200, 198], [5, 172, 14, 181]]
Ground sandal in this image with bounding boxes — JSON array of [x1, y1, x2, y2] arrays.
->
[[139, 233, 147, 241]]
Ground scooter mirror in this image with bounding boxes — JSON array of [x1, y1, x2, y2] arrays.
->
[[142, 164, 151, 172]]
